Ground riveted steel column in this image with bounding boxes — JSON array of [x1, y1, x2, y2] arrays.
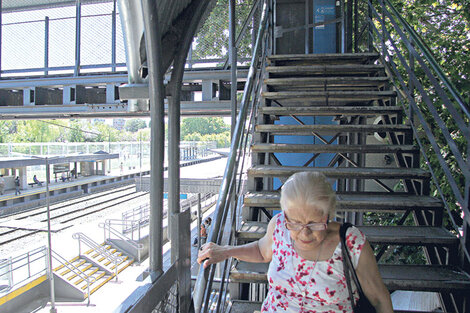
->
[[141, 0, 165, 276]]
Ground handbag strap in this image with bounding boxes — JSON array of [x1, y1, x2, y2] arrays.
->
[[340, 223, 366, 306]]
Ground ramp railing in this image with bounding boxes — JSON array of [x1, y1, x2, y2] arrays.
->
[[99, 219, 145, 261]]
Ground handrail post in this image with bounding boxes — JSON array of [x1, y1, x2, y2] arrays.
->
[[27, 252, 31, 278], [368, 0, 373, 52], [380, 0, 386, 58]]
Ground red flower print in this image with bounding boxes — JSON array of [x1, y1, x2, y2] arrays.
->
[[326, 287, 336, 297], [327, 265, 333, 275]]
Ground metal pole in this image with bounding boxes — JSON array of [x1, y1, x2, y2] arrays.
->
[[141, 0, 165, 276], [229, 0, 237, 137], [0, 0, 2, 78], [74, 0, 81, 76], [44, 17, 49, 76], [197, 193, 202, 250], [139, 133, 142, 190], [45, 158, 57, 313], [111, 0, 117, 72]]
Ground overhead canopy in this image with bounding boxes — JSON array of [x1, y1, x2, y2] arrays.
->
[[0, 152, 119, 169]]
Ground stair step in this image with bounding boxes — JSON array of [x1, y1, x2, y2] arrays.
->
[[265, 77, 389, 89], [230, 262, 470, 292], [237, 221, 457, 246], [244, 191, 442, 212], [262, 90, 396, 101], [259, 106, 403, 116], [229, 300, 263, 313], [251, 143, 418, 154], [267, 53, 380, 65], [248, 165, 429, 180], [255, 124, 411, 135], [265, 65, 384, 76]]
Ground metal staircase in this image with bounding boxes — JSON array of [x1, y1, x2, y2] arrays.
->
[[53, 233, 134, 302], [222, 53, 470, 312]]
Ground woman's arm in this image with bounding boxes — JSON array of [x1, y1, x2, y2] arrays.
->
[[197, 217, 276, 269], [356, 240, 394, 313]]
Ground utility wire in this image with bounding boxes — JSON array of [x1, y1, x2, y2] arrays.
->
[[39, 120, 101, 137]]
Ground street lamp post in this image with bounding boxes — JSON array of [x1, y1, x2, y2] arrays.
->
[[45, 157, 57, 313]]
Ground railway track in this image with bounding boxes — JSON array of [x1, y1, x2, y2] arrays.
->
[[0, 185, 148, 246]]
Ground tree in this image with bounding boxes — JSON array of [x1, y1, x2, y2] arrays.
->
[[125, 119, 147, 133], [181, 117, 229, 138], [192, 0, 256, 60]]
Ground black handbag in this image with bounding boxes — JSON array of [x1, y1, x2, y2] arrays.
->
[[340, 223, 376, 313]]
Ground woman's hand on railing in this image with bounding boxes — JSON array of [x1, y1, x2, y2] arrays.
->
[[197, 242, 231, 269]]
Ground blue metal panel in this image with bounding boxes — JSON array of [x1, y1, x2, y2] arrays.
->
[[273, 115, 337, 191], [313, 0, 337, 53]]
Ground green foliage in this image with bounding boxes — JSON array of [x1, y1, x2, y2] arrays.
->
[[192, 0, 256, 60], [181, 117, 229, 137], [125, 119, 148, 133]]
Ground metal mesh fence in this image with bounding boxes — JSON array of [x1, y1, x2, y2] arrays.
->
[[151, 281, 178, 313], [2, 20, 45, 70], [1, 0, 125, 76]]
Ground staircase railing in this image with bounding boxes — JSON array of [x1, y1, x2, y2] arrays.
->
[[192, 1, 271, 312], [363, 0, 470, 275], [50, 249, 96, 306], [72, 232, 124, 281], [99, 219, 145, 261], [0, 246, 47, 293]]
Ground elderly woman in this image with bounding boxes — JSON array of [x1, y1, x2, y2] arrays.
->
[[198, 171, 393, 313]]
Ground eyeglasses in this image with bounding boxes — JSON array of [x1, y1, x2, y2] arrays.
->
[[285, 220, 327, 232]]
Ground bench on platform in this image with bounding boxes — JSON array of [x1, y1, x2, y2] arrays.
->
[[28, 181, 43, 187]]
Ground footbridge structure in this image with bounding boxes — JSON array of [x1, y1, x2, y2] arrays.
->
[[0, 0, 469, 313]]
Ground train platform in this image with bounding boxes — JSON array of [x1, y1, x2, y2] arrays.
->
[[0, 156, 227, 313]]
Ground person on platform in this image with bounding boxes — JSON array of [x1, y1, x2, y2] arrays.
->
[[198, 171, 393, 313], [14, 176, 21, 196], [33, 175, 42, 186], [0, 175, 5, 195], [61, 172, 67, 182]]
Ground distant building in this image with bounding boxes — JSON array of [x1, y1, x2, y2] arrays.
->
[[92, 118, 106, 125], [113, 119, 125, 130]]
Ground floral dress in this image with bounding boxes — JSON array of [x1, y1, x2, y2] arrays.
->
[[261, 212, 366, 313]]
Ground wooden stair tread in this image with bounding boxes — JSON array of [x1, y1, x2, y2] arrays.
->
[[259, 106, 403, 116], [248, 165, 429, 180], [255, 124, 411, 135], [252, 143, 418, 154], [244, 191, 442, 210], [230, 262, 470, 291], [266, 65, 383, 73], [230, 300, 263, 313], [267, 53, 379, 62], [237, 221, 457, 245], [262, 90, 396, 100], [264, 77, 389, 87]]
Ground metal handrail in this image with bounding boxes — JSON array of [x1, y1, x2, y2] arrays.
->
[[382, 0, 470, 119], [365, 0, 470, 265], [0, 246, 47, 292], [193, 0, 271, 311], [50, 249, 96, 306], [72, 232, 123, 281], [100, 219, 145, 247]]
